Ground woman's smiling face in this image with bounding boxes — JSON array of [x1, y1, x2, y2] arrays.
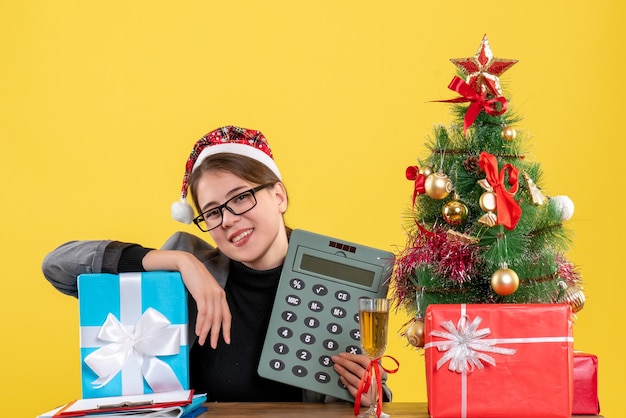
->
[[194, 169, 289, 270]]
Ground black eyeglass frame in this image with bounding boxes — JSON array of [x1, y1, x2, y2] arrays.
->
[[192, 183, 274, 232]]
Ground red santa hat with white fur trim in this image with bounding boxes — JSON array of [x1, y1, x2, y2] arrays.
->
[[171, 126, 281, 224]]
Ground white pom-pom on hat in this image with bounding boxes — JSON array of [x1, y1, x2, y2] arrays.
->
[[171, 126, 281, 224], [171, 198, 194, 224]]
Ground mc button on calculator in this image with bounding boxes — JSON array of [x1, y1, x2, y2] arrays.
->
[[257, 229, 394, 401]]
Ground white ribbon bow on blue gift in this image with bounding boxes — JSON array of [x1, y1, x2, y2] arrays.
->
[[429, 315, 517, 373], [84, 307, 184, 392]]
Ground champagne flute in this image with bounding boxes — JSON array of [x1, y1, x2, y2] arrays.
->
[[358, 298, 390, 418]]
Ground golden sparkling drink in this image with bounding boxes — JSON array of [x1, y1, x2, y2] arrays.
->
[[359, 310, 389, 358]]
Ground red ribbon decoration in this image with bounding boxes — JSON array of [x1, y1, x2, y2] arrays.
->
[[437, 76, 508, 134], [406, 166, 426, 206], [478, 152, 522, 230], [415, 220, 436, 238], [354, 356, 400, 418]]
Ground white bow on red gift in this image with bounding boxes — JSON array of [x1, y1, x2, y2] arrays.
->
[[428, 314, 516, 373]]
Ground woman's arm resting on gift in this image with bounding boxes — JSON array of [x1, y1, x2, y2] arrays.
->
[[43, 240, 232, 348], [42, 240, 147, 297], [141, 249, 232, 349]]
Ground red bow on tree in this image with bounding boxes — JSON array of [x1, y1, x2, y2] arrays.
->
[[406, 166, 426, 206], [438, 76, 508, 134], [478, 152, 522, 230]]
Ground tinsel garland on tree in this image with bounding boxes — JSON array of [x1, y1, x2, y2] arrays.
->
[[392, 35, 584, 348]]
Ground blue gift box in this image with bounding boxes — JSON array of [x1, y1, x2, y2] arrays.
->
[[78, 271, 189, 398]]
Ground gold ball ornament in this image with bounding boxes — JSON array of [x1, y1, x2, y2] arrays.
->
[[442, 199, 469, 226], [405, 320, 425, 348], [419, 166, 433, 176], [500, 126, 517, 141], [424, 172, 452, 200], [479, 191, 497, 212], [557, 284, 585, 313], [490, 267, 520, 296]]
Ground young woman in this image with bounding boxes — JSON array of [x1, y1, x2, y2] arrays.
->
[[43, 126, 391, 403]]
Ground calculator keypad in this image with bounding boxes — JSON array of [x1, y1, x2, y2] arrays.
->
[[260, 276, 365, 401], [257, 230, 393, 402]]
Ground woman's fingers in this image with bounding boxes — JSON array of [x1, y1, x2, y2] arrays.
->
[[220, 296, 232, 345], [195, 285, 231, 348], [142, 250, 232, 348], [332, 352, 371, 406]]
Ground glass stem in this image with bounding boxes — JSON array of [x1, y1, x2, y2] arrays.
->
[[369, 360, 378, 416]]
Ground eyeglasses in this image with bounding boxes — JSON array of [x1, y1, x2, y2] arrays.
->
[[192, 183, 274, 232]]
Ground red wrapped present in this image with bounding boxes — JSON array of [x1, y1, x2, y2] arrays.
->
[[573, 352, 600, 415], [424, 304, 573, 418]]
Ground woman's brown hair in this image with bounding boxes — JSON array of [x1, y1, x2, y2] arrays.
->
[[188, 153, 286, 214]]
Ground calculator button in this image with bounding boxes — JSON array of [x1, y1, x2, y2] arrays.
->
[[330, 306, 347, 319], [335, 290, 350, 302], [319, 355, 333, 367], [327, 323, 343, 335], [308, 300, 324, 312], [315, 372, 331, 384], [286, 295, 301, 306], [338, 379, 348, 390], [304, 316, 320, 328], [290, 278, 306, 290], [292, 365, 308, 377], [300, 333, 316, 345], [273, 343, 289, 355], [296, 349, 312, 361], [350, 329, 361, 340], [281, 311, 297, 322], [277, 327, 293, 338], [313, 284, 328, 296], [346, 345, 361, 355], [323, 339, 339, 351], [269, 359, 285, 371], [312, 284, 328, 296], [353, 313, 360, 323]]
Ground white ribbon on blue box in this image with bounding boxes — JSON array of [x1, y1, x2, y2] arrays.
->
[[78, 271, 189, 398]]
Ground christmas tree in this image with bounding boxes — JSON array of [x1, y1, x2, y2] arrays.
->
[[392, 35, 585, 348]]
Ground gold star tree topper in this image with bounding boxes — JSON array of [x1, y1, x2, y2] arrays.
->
[[450, 34, 518, 97]]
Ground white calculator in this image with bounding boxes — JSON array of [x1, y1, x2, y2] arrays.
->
[[257, 229, 394, 401]]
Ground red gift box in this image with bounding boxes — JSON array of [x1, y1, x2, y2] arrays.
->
[[424, 304, 573, 418], [573, 352, 600, 414]]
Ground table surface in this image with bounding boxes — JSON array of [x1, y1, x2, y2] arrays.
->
[[195, 402, 603, 417]]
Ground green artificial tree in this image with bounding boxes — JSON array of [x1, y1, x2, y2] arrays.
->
[[392, 35, 584, 348]]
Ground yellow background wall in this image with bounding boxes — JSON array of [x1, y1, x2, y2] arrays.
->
[[1, 1, 622, 416]]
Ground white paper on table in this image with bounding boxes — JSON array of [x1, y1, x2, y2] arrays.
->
[[72, 406, 184, 417], [55, 390, 192, 416]]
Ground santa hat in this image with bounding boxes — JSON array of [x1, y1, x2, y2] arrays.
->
[[171, 126, 281, 224]]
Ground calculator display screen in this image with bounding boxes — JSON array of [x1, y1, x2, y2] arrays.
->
[[299, 253, 375, 287]]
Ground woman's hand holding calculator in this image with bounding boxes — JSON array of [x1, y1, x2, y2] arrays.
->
[[332, 352, 379, 406]]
